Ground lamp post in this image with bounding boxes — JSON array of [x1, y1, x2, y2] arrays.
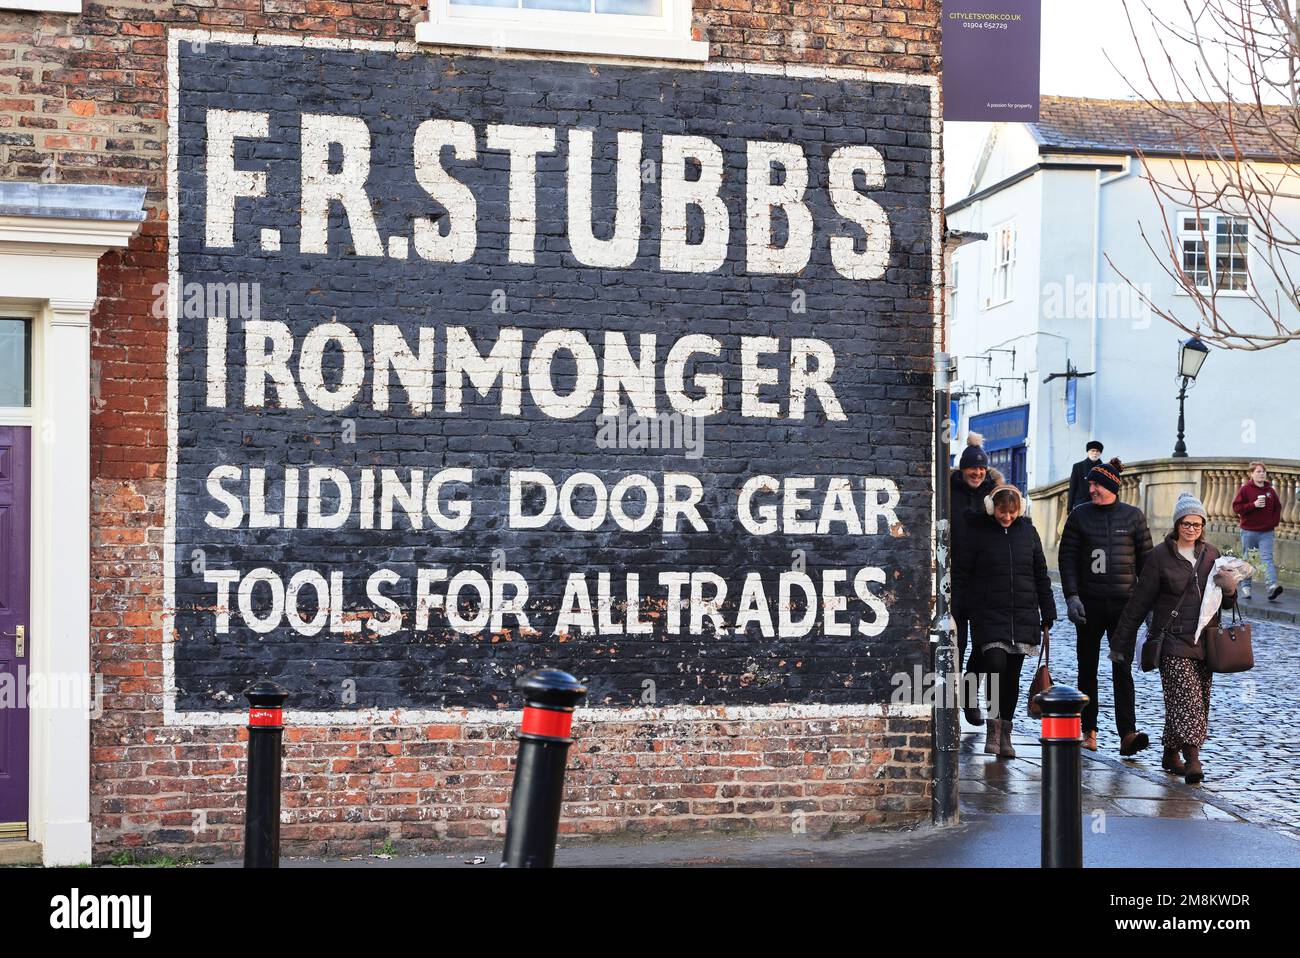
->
[[1172, 336, 1209, 458]]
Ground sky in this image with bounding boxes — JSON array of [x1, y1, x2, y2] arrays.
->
[[944, 0, 1246, 199]]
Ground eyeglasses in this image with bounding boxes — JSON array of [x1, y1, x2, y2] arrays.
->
[[1179, 520, 1204, 529]]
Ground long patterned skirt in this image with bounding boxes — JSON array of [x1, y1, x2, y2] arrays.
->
[[1159, 653, 1213, 749]]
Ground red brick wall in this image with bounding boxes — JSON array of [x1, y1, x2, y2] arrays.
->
[[1, 0, 940, 859], [95, 709, 932, 858]]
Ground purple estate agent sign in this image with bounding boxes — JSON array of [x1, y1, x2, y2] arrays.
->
[[943, 0, 1041, 122]]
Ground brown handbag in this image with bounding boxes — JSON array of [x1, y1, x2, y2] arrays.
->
[[1203, 605, 1254, 673], [1027, 626, 1053, 717]]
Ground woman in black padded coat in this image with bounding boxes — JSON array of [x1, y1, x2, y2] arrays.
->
[[949, 432, 1003, 725], [954, 484, 1056, 758]]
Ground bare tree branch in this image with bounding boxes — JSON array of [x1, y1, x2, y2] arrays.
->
[[1111, 0, 1300, 348]]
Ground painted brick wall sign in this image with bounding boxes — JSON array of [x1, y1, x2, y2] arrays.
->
[[167, 38, 938, 716]]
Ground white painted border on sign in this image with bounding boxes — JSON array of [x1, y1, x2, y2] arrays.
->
[[163, 27, 943, 727], [0, 0, 80, 12]]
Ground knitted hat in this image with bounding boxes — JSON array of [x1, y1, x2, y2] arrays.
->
[[958, 432, 988, 470], [1173, 491, 1208, 525], [1086, 456, 1124, 496], [1086, 440, 1104, 453]]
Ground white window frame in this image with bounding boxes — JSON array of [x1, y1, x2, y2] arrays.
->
[[1175, 209, 1252, 296], [0, 0, 79, 11], [947, 255, 959, 320], [0, 315, 32, 416], [987, 221, 1016, 308], [416, 0, 709, 62]]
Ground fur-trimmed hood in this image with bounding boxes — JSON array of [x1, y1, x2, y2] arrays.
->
[[949, 466, 1004, 495]]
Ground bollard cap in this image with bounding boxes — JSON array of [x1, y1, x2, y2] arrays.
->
[[244, 679, 290, 709], [515, 669, 587, 711], [1034, 684, 1088, 718]]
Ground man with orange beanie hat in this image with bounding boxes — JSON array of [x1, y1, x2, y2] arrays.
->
[[1058, 456, 1154, 756]]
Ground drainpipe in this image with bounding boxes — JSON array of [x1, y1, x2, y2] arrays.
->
[[932, 350, 960, 826], [1089, 156, 1132, 438], [934, 229, 986, 827]]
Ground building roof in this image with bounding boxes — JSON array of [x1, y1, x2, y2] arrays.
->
[[1030, 95, 1293, 161]]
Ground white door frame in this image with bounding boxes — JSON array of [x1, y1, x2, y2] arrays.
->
[[0, 194, 144, 865]]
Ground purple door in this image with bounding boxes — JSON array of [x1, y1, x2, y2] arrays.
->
[[0, 426, 30, 833]]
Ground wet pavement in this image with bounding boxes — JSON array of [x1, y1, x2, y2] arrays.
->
[[236, 739, 1297, 868], [232, 812, 1299, 867], [1237, 583, 1298, 625], [959, 725, 1241, 826], [996, 587, 1300, 838], [205, 670, 1300, 867]]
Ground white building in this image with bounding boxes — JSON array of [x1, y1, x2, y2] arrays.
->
[[945, 96, 1300, 492]]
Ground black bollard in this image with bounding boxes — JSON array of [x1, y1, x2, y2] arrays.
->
[[931, 623, 961, 825], [501, 669, 587, 868], [243, 679, 289, 869], [1035, 684, 1089, 868]]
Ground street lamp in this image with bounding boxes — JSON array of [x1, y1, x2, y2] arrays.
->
[[1172, 336, 1210, 458]]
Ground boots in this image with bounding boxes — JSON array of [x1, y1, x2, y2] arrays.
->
[[1182, 745, 1204, 784], [1082, 731, 1098, 752], [1161, 746, 1186, 775], [1119, 730, 1151, 756], [998, 719, 1016, 758], [984, 719, 999, 754]]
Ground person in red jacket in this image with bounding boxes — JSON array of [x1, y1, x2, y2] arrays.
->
[[1232, 462, 1284, 601]]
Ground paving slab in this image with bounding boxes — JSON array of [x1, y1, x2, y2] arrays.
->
[[222, 814, 1299, 868]]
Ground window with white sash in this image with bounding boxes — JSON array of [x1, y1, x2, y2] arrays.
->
[[948, 256, 960, 320], [416, 0, 708, 62], [988, 222, 1016, 307], [1177, 210, 1251, 293]]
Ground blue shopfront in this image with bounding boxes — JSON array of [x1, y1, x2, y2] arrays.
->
[[969, 404, 1030, 493]]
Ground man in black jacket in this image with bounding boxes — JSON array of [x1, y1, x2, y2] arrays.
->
[[1058, 456, 1153, 755], [1067, 440, 1104, 513]]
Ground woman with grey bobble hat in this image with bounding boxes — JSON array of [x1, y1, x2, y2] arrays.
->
[[1113, 492, 1237, 784]]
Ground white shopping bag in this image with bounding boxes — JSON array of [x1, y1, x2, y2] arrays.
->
[[1195, 556, 1252, 644]]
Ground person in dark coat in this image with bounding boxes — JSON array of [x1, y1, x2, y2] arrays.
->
[[1113, 493, 1236, 784], [949, 432, 1004, 725], [1067, 440, 1104, 513], [1058, 456, 1154, 755], [954, 484, 1055, 758]]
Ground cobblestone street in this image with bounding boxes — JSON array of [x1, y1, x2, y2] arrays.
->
[[990, 588, 1300, 839]]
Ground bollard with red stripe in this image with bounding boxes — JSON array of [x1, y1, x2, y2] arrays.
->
[[501, 669, 587, 868], [243, 679, 289, 869], [1035, 684, 1089, 868]]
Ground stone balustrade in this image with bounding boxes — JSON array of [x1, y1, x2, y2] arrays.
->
[[1029, 458, 1300, 583]]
